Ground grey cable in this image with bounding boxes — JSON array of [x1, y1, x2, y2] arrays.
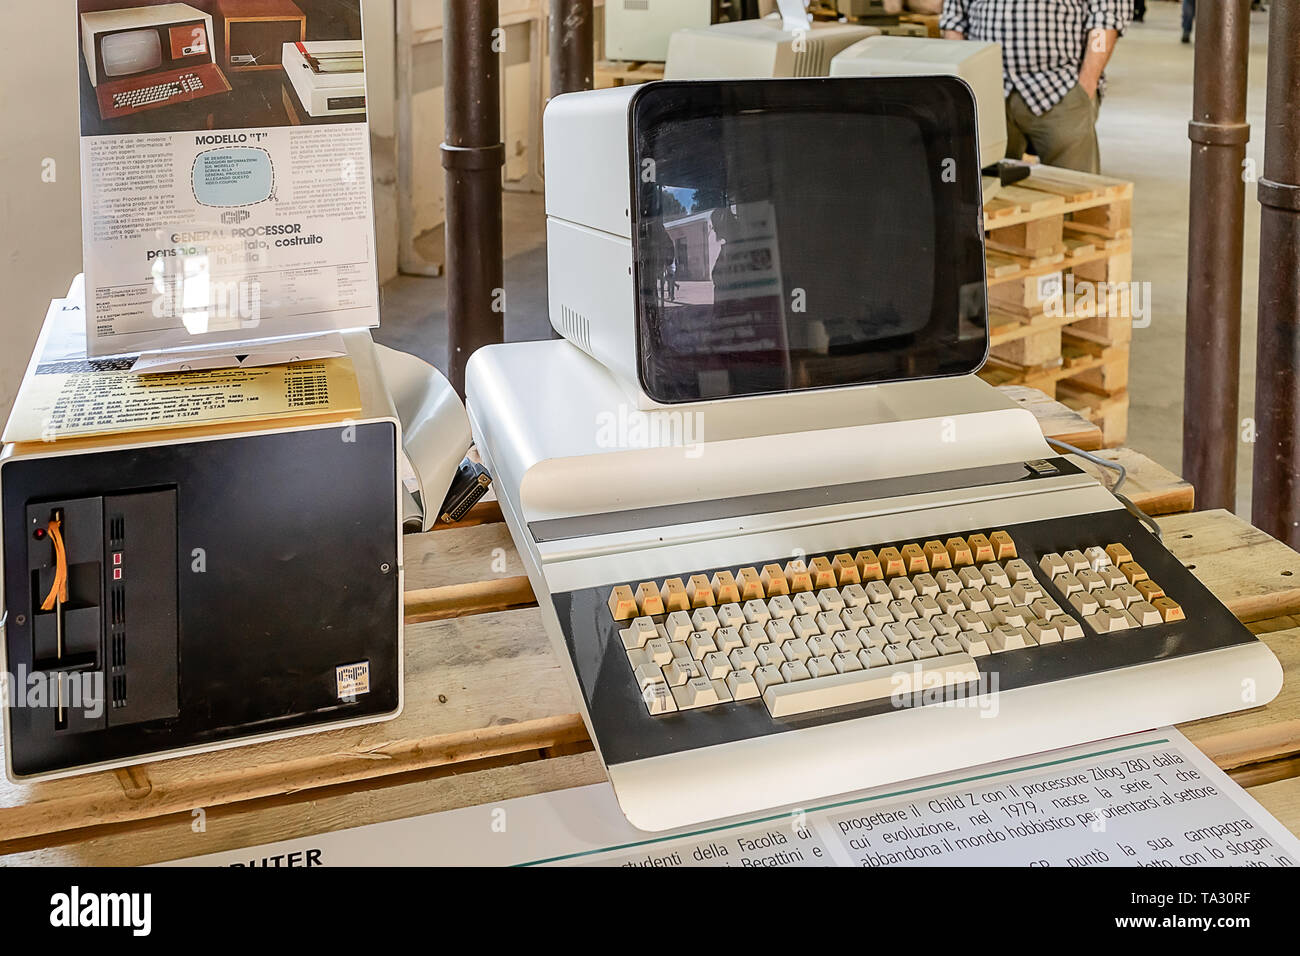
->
[[1046, 437, 1163, 541]]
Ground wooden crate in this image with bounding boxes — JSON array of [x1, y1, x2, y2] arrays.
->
[[979, 165, 1135, 445], [594, 59, 664, 89]]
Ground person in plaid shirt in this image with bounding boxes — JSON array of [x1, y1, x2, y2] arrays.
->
[[940, 0, 1134, 173]]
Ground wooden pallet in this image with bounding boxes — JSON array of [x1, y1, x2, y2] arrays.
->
[[594, 59, 664, 89], [980, 165, 1135, 444]]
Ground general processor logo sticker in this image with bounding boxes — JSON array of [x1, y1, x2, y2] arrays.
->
[[336, 661, 370, 700]]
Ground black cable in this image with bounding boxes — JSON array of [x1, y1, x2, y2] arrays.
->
[[1046, 437, 1163, 541]]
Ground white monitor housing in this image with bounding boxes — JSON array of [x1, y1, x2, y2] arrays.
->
[[664, 18, 880, 79], [830, 35, 1007, 169], [605, 0, 714, 63], [81, 2, 216, 88]]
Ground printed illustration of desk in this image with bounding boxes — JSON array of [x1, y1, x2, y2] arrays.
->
[[0, 387, 1296, 865]]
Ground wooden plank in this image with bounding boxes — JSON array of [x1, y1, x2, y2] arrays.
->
[[1248, 774, 1300, 836], [1064, 448, 1194, 516], [997, 384, 1103, 449]]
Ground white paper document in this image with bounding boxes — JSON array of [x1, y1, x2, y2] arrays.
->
[[169, 728, 1300, 867]]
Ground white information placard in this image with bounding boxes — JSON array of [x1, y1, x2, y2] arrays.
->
[[76, 1, 378, 357]]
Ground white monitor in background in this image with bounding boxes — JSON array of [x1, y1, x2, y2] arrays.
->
[[830, 35, 1007, 169], [664, 17, 881, 79], [605, 0, 714, 63]]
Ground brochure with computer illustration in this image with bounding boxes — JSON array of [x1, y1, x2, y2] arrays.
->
[[76, 0, 377, 358]]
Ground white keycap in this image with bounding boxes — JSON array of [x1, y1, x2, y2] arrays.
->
[[765, 618, 794, 643], [815, 610, 844, 636], [833, 630, 863, 653], [840, 584, 869, 609], [865, 581, 892, 604], [807, 656, 837, 678], [954, 609, 985, 633], [889, 599, 918, 622], [987, 625, 1033, 652], [1004, 559, 1034, 583], [1112, 583, 1143, 607], [670, 641, 693, 662], [856, 626, 887, 650], [817, 588, 846, 612], [866, 603, 895, 627], [1039, 553, 1068, 577], [779, 660, 811, 683], [884, 643, 914, 664], [1027, 618, 1062, 644], [665, 610, 694, 641], [808, 634, 837, 658], [768, 595, 796, 621], [727, 669, 761, 701], [980, 564, 1010, 588], [1030, 598, 1065, 620], [644, 638, 672, 665], [936, 592, 965, 615], [743, 599, 771, 624], [931, 613, 960, 637], [1084, 546, 1111, 570], [1069, 591, 1101, 617], [740, 623, 769, 648], [729, 646, 760, 672], [633, 663, 666, 689], [717, 603, 746, 630], [1087, 608, 1137, 633], [935, 569, 963, 593], [754, 665, 785, 693], [958, 567, 985, 589], [763, 654, 980, 718], [958, 630, 991, 656], [1094, 587, 1125, 610], [889, 578, 918, 600], [832, 651, 863, 673], [908, 638, 939, 659], [702, 651, 731, 680], [913, 595, 942, 619], [912, 573, 940, 597], [840, 606, 870, 630], [1130, 601, 1163, 626], [907, 618, 937, 642], [1054, 573, 1083, 596], [691, 606, 720, 636], [793, 592, 820, 616], [627, 647, 650, 669], [1098, 567, 1128, 589], [1062, 550, 1089, 573], [713, 626, 743, 653], [643, 682, 676, 714], [672, 676, 728, 709], [1060, 617, 1085, 640], [687, 632, 717, 659], [959, 588, 990, 612], [663, 658, 701, 686], [996, 605, 1030, 627], [782, 639, 812, 662], [1010, 582, 1044, 605], [791, 614, 821, 642], [1076, 569, 1105, 592], [620, 617, 658, 649], [934, 634, 964, 656], [883, 622, 911, 645], [756, 643, 787, 667], [985, 585, 1013, 607], [858, 646, 889, 668]]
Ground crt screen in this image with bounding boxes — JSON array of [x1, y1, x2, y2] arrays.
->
[[632, 78, 989, 404], [102, 29, 164, 77]]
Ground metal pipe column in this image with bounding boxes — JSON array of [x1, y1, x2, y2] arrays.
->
[[550, 0, 594, 96], [1252, 0, 1300, 547], [1183, 0, 1252, 512], [442, 0, 505, 396]]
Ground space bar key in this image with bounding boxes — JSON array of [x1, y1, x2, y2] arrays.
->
[[762, 654, 980, 718]]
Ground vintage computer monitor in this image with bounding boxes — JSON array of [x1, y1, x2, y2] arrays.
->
[[467, 79, 1282, 832], [831, 36, 1006, 170], [665, 18, 879, 78], [214, 0, 307, 73], [80, 2, 233, 121], [0, 302, 477, 781], [606, 0, 715, 63]]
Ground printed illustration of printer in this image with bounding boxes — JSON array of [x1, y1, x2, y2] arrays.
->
[[282, 40, 367, 118]]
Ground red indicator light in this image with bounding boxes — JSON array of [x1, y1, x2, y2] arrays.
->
[[113, 553, 122, 566], [112, 568, 123, 580]]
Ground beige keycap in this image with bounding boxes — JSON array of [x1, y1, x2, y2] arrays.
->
[[878, 547, 907, 577], [855, 550, 884, 581], [1083, 546, 1110, 570], [884, 643, 914, 664], [642, 682, 676, 715], [729, 646, 760, 673], [1119, 562, 1149, 584], [1129, 601, 1163, 626], [934, 634, 964, 656], [664, 610, 694, 641], [691, 606, 720, 636], [717, 603, 746, 630], [1027, 618, 1062, 644], [644, 637, 673, 665], [756, 643, 787, 667], [831, 554, 860, 585], [889, 599, 919, 622], [809, 556, 837, 590], [1087, 608, 1136, 633], [988, 625, 1034, 652], [1010, 582, 1044, 605], [924, 540, 951, 570], [889, 577, 918, 600], [980, 564, 1010, 588], [711, 570, 741, 605], [1039, 553, 1069, 577], [1098, 566, 1128, 589], [754, 665, 785, 694], [909, 638, 940, 660], [841, 606, 870, 631], [792, 592, 820, 616], [931, 613, 961, 637], [627, 646, 650, 669], [840, 584, 870, 609], [1060, 617, 1084, 640], [883, 622, 911, 645], [977, 610, 1002, 633], [858, 646, 889, 668], [911, 573, 940, 597], [935, 569, 963, 593], [702, 651, 731, 680], [901, 543, 928, 574], [659, 577, 691, 612], [672, 676, 728, 710], [811, 611, 840, 638], [633, 663, 666, 690], [1003, 559, 1034, 583], [1111, 583, 1142, 607], [713, 626, 743, 653], [985, 585, 1013, 607], [761, 564, 790, 596], [663, 658, 702, 686], [1076, 569, 1105, 592], [958, 630, 991, 656], [832, 651, 863, 673], [1069, 591, 1101, 617], [620, 617, 658, 649], [856, 626, 887, 650], [737, 567, 766, 601], [807, 656, 838, 678], [958, 566, 985, 590], [808, 634, 838, 659], [740, 623, 768, 648], [779, 660, 811, 683], [785, 560, 814, 593], [936, 592, 965, 616], [791, 614, 821, 642], [1095, 587, 1126, 610], [1105, 543, 1133, 565], [687, 632, 717, 659], [954, 609, 985, 633], [989, 530, 1017, 560], [913, 594, 942, 619], [865, 581, 893, 604], [727, 669, 761, 701], [968, 533, 996, 564], [782, 638, 812, 663], [996, 605, 1030, 628], [765, 618, 794, 644], [1135, 579, 1165, 603], [669, 641, 693, 662], [959, 588, 990, 612], [1152, 597, 1185, 622], [687, 574, 716, 607], [1054, 573, 1084, 597], [907, 618, 937, 642], [834, 630, 864, 653], [608, 585, 639, 620], [636, 582, 666, 616], [768, 595, 796, 621], [817, 588, 846, 612], [1030, 598, 1065, 620], [1062, 550, 1089, 573]]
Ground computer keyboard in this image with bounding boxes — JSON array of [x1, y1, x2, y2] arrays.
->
[[112, 74, 204, 111], [607, 529, 1187, 719]]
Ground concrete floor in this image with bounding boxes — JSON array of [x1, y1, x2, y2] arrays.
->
[[377, 1, 1276, 517]]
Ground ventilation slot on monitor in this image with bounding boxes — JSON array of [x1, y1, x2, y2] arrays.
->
[[559, 304, 592, 352], [109, 514, 125, 548], [112, 674, 127, 709], [110, 581, 126, 699], [794, 43, 830, 78]]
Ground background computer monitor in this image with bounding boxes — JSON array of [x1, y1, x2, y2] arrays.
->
[[664, 18, 880, 79], [830, 35, 1007, 169], [606, 0, 715, 64], [80, 3, 217, 88]]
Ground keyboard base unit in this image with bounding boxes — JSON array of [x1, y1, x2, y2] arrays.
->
[[549, 506, 1282, 831]]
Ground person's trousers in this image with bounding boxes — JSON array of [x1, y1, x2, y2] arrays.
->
[[1183, 0, 1196, 35], [1004, 84, 1101, 174]]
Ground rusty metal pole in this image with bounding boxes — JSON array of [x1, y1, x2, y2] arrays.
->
[[550, 0, 594, 97], [1183, 0, 1252, 513], [442, 0, 505, 396], [1252, 0, 1300, 548]]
